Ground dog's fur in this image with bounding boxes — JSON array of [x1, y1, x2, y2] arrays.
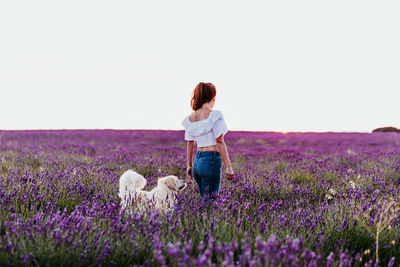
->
[[118, 170, 186, 213]]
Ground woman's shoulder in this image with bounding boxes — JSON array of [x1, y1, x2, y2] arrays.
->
[[181, 115, 190, 128], [189, 109, 219, 121], [209, 110, 224, 121]]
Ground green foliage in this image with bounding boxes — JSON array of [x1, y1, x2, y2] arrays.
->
[[290, 169, 316, 185]]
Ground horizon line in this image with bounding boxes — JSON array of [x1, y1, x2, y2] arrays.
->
[[0, 128, 381, 134]]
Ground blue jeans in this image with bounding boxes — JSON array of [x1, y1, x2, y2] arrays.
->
[[193, 151, 222, 199]]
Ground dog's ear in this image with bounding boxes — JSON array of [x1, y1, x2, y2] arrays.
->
[[164, 176, 177, 191]]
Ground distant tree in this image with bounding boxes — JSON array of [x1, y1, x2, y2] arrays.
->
[[372, 127, 400, 133]]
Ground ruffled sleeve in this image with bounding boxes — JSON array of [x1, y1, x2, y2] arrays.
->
[[212, 111, 228, 138], [184, 130, 195, 141], [181, 116, 195, 141]]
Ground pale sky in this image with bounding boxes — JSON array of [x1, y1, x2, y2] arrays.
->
[[1, 1, 399, 132]]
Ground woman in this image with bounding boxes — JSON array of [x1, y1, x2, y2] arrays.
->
[[181, 82, 234, 199]]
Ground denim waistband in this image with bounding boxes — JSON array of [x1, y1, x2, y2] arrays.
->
[[196, 151, 221, 158]]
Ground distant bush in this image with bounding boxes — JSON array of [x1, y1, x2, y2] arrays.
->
[[372, 126, 400, 133]]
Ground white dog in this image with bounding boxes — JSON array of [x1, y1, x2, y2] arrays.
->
[[118, 170, 186, 212]]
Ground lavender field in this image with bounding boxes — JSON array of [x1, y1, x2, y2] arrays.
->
[[0, 130, 400, 266]]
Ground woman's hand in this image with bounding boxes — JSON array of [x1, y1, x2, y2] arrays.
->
[[186, 166, 193, 180], [225, 166, 234, 180]]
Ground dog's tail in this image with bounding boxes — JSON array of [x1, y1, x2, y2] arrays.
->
[[118, 170, 147, 206]]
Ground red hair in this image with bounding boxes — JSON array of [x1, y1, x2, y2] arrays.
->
[[190, 82, 216, 111]]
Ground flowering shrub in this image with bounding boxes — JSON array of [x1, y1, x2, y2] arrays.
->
[[0, 130, 400, 266]]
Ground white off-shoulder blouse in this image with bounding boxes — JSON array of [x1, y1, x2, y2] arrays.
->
[[181, 110, 228, 147]]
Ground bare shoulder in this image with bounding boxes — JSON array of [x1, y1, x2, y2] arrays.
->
[[189, 109, 213, 122], [189, 111, 196, 122]]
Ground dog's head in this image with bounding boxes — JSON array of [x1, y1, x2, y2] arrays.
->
[[159, 175, 186, 191]]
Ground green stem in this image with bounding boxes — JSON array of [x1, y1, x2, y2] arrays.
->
[[376, 225, 380, 263]]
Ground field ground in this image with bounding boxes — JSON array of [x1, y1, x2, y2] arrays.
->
[[1, 130, 400, 266]]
